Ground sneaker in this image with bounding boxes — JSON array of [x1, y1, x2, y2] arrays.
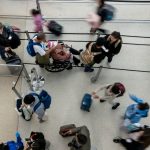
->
[[100, 99, 106, 103], [84, 67, 94, 72], [113, 138, 121, 143], [112, 103, 120, 110]]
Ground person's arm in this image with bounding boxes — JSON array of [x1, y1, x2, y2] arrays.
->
[[93, 84, 111, 94], [129, 94, 144, 104], [86, 42, 92, 49], [113, 41, 122, 55]]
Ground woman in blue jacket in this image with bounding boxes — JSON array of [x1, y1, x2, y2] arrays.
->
[[124, 94, 149, 125]]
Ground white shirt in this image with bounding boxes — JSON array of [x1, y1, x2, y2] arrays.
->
[[33, 36, 46, 56]]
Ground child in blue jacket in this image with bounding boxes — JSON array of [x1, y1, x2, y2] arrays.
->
[[124, 94, 149, 125]]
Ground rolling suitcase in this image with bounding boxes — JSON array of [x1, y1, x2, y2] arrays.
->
[[59, 124, 77, 137], [5, 52, 22, 75], [47, 20, 63, 36], [81, 93, 92, 112]]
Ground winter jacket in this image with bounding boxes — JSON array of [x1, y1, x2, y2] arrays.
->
[[103, 35, 122, 55], [125, 95, 149, 124]]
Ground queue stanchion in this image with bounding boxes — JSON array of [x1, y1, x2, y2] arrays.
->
[[91, 65, 103, 83]]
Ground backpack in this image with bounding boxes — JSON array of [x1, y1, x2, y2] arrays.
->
[[101, 4, 115, 21], [7, 141, 17, 150], [112, 82, 125, 97], [26, 39, 42, 57], [33, 90, 51, 111]]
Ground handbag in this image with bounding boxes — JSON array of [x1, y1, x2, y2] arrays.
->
[[80, 43, 94, 64]]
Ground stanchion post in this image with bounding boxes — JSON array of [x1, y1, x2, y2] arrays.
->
[[12, 82, 22, 99], [91, 65, 103, 83], [25, 30, 30, 41], [36, 0, 42, 15], [22, 64, 33, 91]]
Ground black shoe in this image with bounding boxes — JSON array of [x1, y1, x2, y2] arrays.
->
[[66, 63, 72, 70], [112, 103, 120, 110], [113, 138, 121, 143], [68, 143, 72, 147], [100, 99, 106, 103]]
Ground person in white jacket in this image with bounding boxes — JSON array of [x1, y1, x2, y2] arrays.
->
[[92, 82, 125, 109]]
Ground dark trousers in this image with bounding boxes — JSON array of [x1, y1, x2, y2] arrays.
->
[[69, 48, 81, 65], [0, 47, 6, 59], [105, 53, 114, 63]]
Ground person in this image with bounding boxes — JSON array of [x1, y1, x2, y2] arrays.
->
[[24, 131, 50, 150], [92, 82, 125, 109], [87, 0, 115, 33], [29, 33, 58, 67], [113, 128, 150, 150], [0, 22, 20, 60], [16, 93, 47, 123], [123, 94, 149, 127], [67, 126, 91, 150], [31, 9, 43, 32], [102, 31, 122, 64], [0, 132, 24, 150], [69, 37, 106, 72]]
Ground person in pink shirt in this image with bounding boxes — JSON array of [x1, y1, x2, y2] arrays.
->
[[31, 9, 43, 32]]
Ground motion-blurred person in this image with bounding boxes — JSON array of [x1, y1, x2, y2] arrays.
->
[[124, 94, 149, 128], [113, 128, 150, 150], [0, 22, 20, 60], [31, 9, 43, 32], [87, 0, 115, 33], [92, 82, 125, 109], [101, 31, 122, 64], [24, 131, 50, 150]]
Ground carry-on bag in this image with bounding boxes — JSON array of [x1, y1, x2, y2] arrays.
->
[[59, 124, 77, 137], [81, 93, 92, 112], [5, 52, 22, 74], [47, 20, 63, 36]]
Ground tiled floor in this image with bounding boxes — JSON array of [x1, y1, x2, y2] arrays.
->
[[0, 0, 150, 149]]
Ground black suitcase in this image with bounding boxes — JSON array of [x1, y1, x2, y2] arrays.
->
[[47, 20, 63, 36], [5, 53, 22, 75]]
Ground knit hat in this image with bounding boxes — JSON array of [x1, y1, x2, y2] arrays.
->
[[96, 37, 105, 46]]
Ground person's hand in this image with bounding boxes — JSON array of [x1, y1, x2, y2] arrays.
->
[[93, 95, 100, 99], [5, 47, 11, 51], [92, 92, 96, 95]]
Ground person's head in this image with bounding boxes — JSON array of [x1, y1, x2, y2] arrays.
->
[[36, 32, 46, 42], [31, 9, 40, 16], [30, 132, 45, 141], [0, 143, 8, 150], [23, 94, 35, 105], [95, 37, 105, 48], [96, 0, 105, 7], [109, 31, 121, 42], [139, 128, 150, 148], [76, 134, 87, 145], [111, 84, 120, 95], [138, 103, 149, 110]]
